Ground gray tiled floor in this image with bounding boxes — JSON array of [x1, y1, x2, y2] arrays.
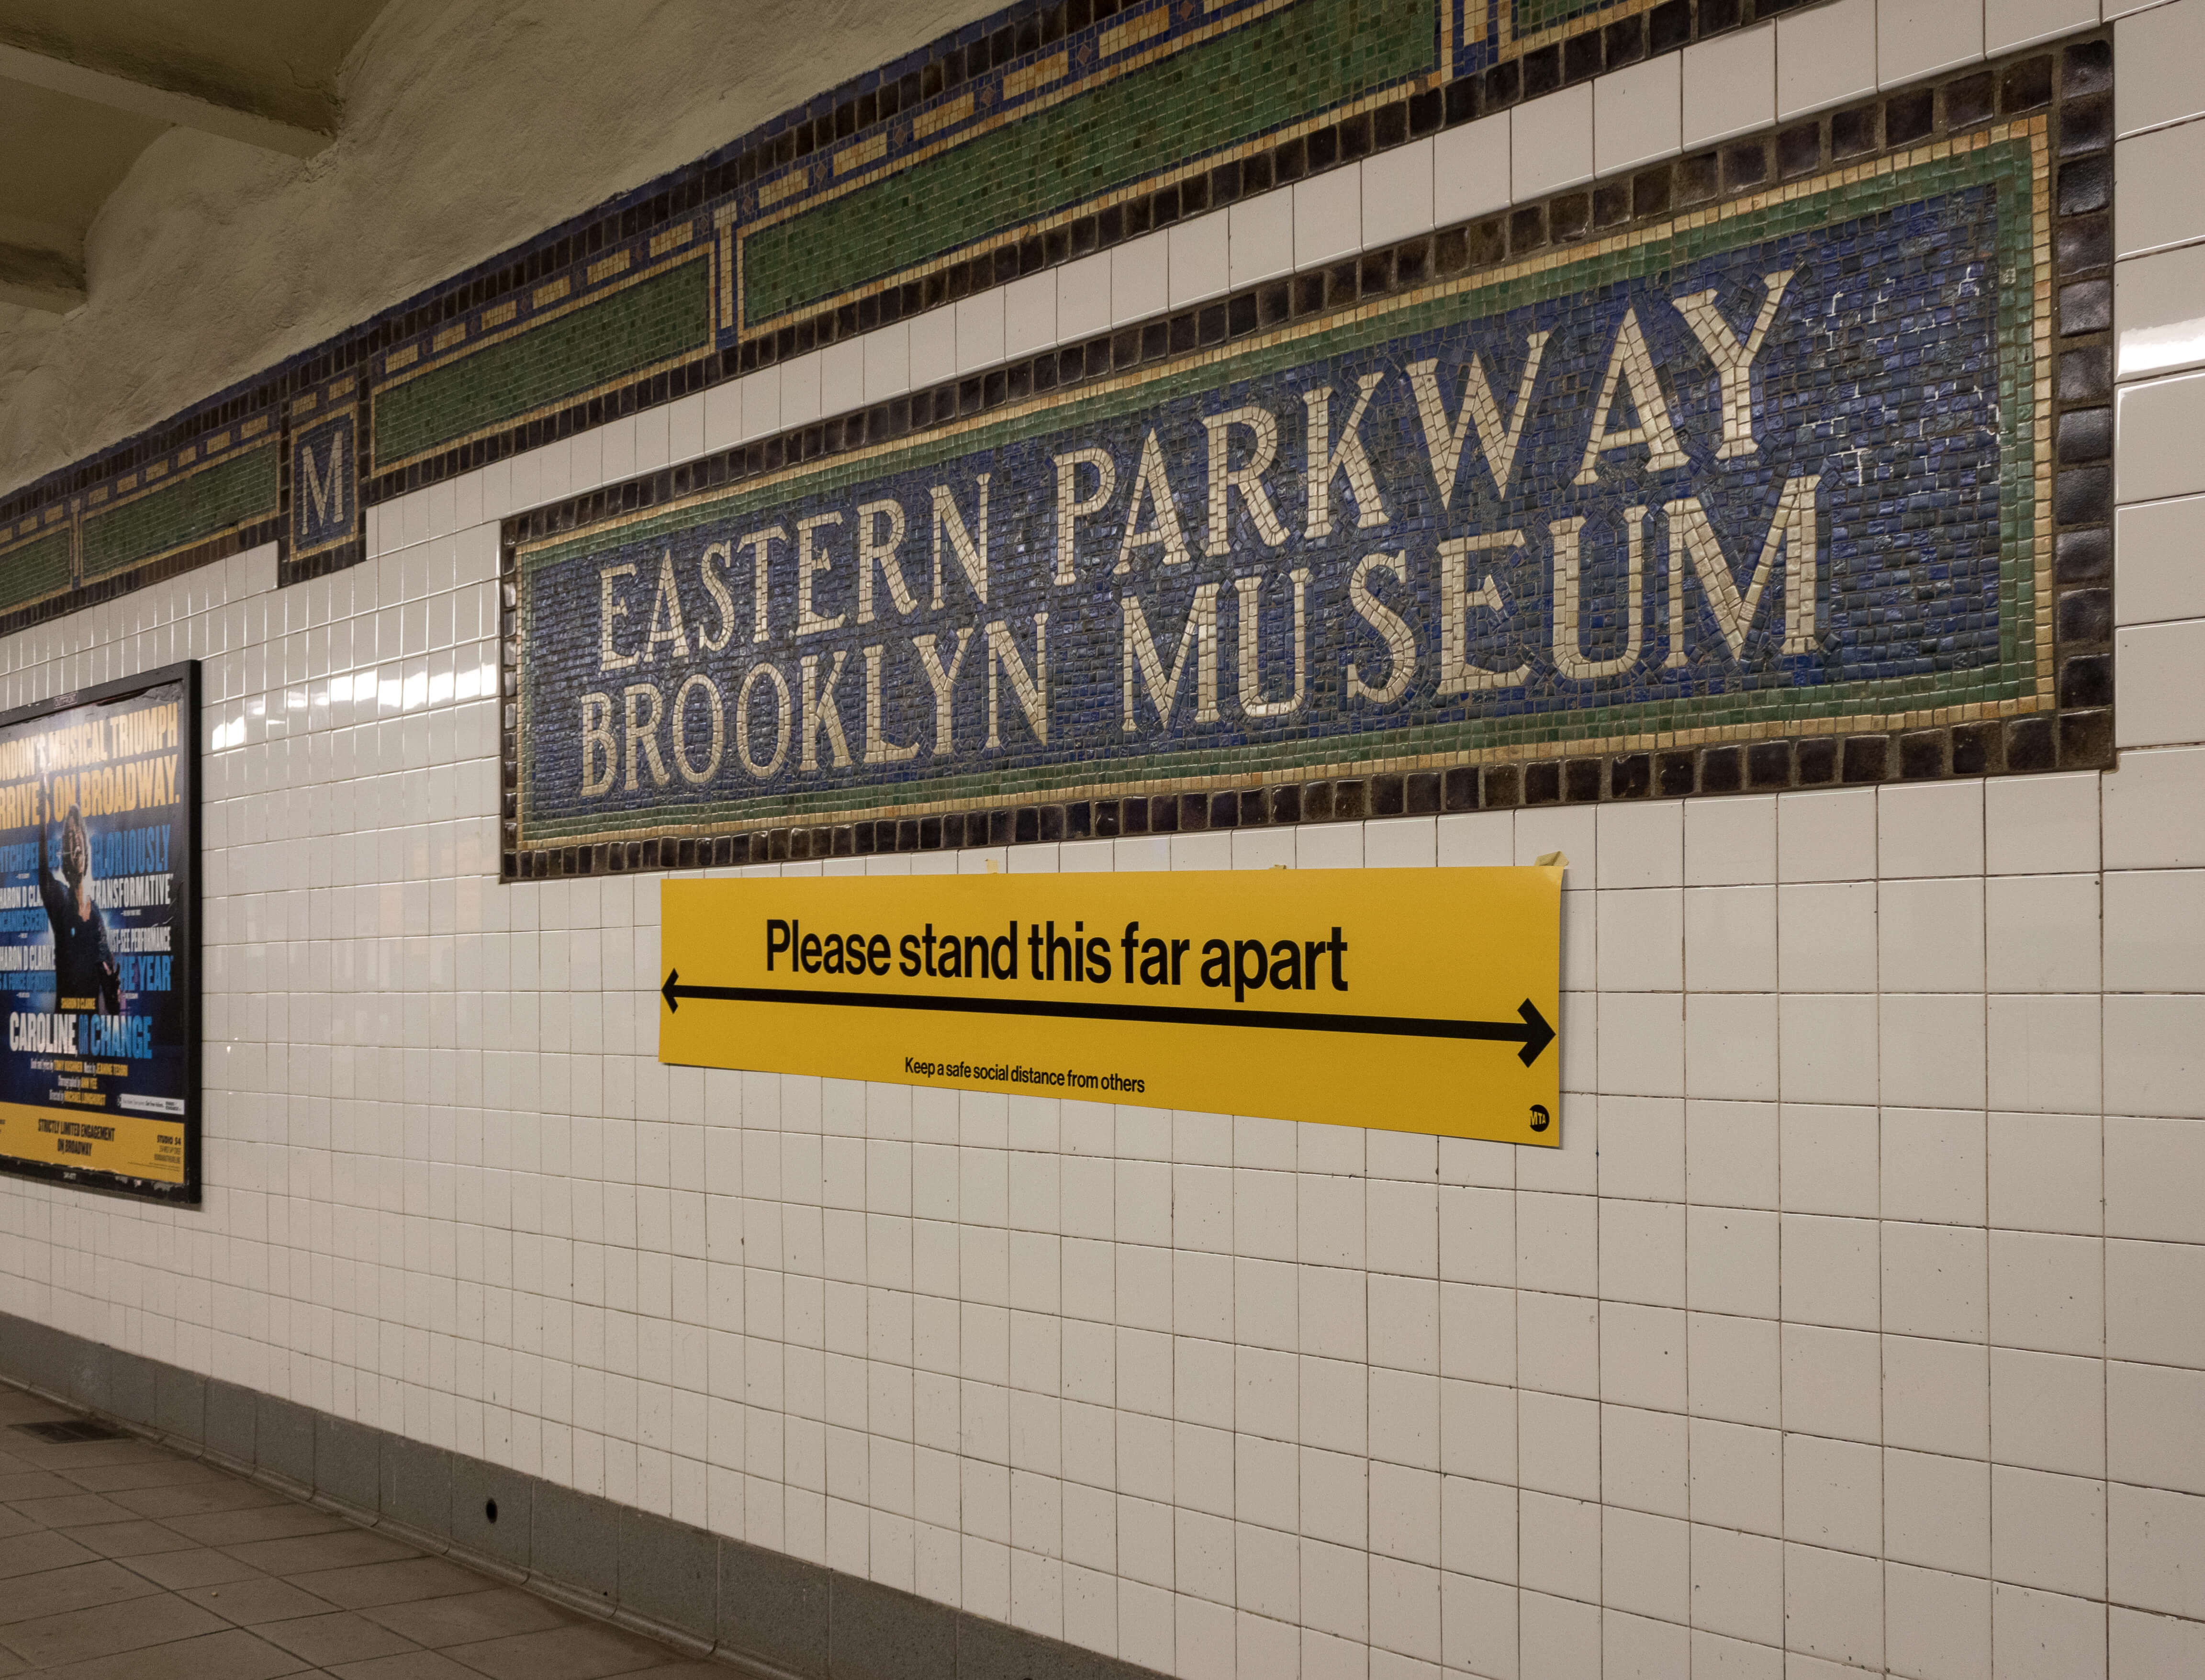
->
[[0, 1386, 719, 1679]]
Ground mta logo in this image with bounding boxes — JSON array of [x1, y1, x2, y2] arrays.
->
[[294, 414, 355, 550]]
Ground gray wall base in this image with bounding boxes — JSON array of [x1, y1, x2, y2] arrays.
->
[[0, 1310, 1166, 1680]]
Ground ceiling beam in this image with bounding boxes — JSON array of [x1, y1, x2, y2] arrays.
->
[[0, 238, 84, 315], [0, 40, 329, 158]]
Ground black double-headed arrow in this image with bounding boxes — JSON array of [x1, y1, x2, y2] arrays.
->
[[662, 970, 1556, 1066]]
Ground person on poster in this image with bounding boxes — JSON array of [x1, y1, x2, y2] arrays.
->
[[35, 749, 121, 1015]]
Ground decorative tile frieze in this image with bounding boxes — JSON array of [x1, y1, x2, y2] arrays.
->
[[499, 33, 2116, 879]]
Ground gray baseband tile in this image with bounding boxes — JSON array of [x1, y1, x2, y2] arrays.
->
[[381, 1429, 453, 1544], [204, 1376, 257, 1464], [532, 1478, 622, 1606], [828, 1573, 957, 1680], [257, 1391, 316, 1487], [108, 1348, 158, 1426], [155, 1363, 206, 1441], [450, 1453, 532, 1570], [0, 1308, 1169, 1679], [315, 1411, 383, 1513], [619, 1504, 718, 1645], [719, 1535, 830, 1678]]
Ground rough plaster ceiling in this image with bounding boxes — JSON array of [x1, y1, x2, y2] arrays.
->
[[0, 0, 392, 311]]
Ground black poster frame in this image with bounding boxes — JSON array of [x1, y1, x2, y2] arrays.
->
[[0, 660, 201, 1206]]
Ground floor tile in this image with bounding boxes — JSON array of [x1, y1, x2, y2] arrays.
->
[[0, 1593, 225, 1666], [43, 1627, 314, 1680], [257, 1611, 422, 1666], [327, 1652, 481, 1680], [291, 1560, 487, 1612], [441, 1624, 682, 1680], [109, 1483, 289, 1521], [180, 1574, 339, 1625], [55, 1522, 197, 1560], [0, 1535, 96, 1582], [0, 1478, 79, 1505], [57, 1463, 232, 1496], [357, 1590, 572, 1649], [121, 1547, 265, 1590], [162, 1506, 350, 1547], [225, 1533, 419, 1577], [0, 1561, 163, 1624], [4, 1499, 134, 1531]]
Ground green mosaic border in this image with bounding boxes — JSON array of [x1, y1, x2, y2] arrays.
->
[[81, 446, 278, 583], [739, 0, 1436, 329], [373, 258, 711, 472], [519, 132, 2046, 841]]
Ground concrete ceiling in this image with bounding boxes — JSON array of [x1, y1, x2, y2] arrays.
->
[[0, 0, 393, 312]]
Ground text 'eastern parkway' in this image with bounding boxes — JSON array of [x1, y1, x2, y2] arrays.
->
[[553, 246, 1981, 800]]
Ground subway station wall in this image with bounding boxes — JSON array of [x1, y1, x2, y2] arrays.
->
[[4, 0, 2205, 1676]]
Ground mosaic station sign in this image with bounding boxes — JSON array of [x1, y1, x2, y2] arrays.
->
[[516, 131, 2047, 848]]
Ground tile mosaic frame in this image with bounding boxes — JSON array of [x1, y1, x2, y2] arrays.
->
[[495, 32, 2116, 882]]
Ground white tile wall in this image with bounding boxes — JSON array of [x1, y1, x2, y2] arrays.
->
[[10, 5, 2204, 1680]]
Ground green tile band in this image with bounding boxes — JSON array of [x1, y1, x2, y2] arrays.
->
[[0, 529, 73, 613], [373, 258, 711, 470], [739, 0, 1435, 329], [80, 446, 277, 582]]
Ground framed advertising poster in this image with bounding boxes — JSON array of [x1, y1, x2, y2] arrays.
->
[[0, 662, 199, 1203]]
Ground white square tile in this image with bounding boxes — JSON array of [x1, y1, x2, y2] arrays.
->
[[1433, 112, 1509, 227], [1779, 994, 1879, 1104], [1166, 210, 1228, 308], [2130, 623, 2205, 756], [2117, 0, 2205, 135], [1880, 993, 1986, 1109], [1683, 24, 1776, 149], [1986, 995, 2104, 1114], [2107, 1359, 2205, 1495], [1884, 1563, 1989, 1680], [820, 337, 865, 416], [1111, 229, 1170, 326], [1878, 0, 1984, 85], [1991, 1346, 2105, 1477], [739, 367, 781, 441], [1362, 137, 1435, 247], [1778, 0, 1877, 119], [1879, 779, 1984, 877], [2117, 245, 2205, 389], [1778, 882, 1876, 991], [1991, 1112, 2104, 1235], [1986, 875, 2100, 992], [1986, 772, 2100, 874], [2104, 745, 2205, 869], [1293, 165, 1362, 269], [909, 305, 957, 388], [2117, 122, 2205, 258], [1880, 877, 1985, 992], [2117, 491, 2205, 628], [1512, 83, 1594, 199], [1227, 186, 1294, 290], [955, 290, 1006, 374], [780, 351, 824, 426], [1001, 272, 1057, 360], [1685, 885, 1776, 991], [2118, 371, 2205, 512], [1685, 795, 1777, 885], [2105, 993, 2205, 1118], [863, 322, 911, 402], [1594, 51, 1681, 179], [1777, 787, 1877, 882]]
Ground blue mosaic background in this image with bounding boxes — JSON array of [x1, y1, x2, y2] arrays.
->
[[519, 167, 2026, 840]]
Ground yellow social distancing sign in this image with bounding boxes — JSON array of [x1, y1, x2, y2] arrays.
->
[[659, 867, 1563, 1145]]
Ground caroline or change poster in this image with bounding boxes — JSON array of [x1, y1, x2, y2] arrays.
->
[[0, 663, 199, 1202]]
